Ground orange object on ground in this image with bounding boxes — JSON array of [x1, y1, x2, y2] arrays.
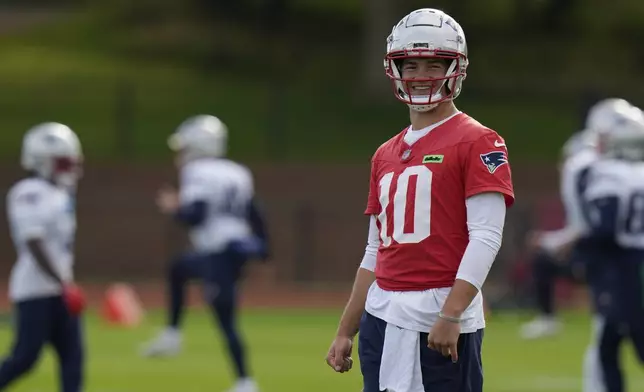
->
[[102, 283, 144, 327]]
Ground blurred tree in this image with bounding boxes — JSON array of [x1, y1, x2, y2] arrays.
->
[[90, 0, 185, 25], [261, 0, 291, 160], [262, 0, 289, 31], [513, 0, 535, 31], [189, 0, 291, 69], [192, 0, 236, 19], [361, 0, 397, 99], [1, 0, 87, 5], [191, 0, 290, 25], [542, 0, 576, 34]]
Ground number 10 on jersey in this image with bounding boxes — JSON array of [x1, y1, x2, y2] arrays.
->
[[377, 165, 432, 247]]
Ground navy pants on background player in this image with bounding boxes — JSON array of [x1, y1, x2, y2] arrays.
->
[[584, 248, 644, 392], [0, 296, 83, 392], [588, 318, 644, 392], [532, 246, 587, 317], [358, 311, 484, 392], [168, 239, 263, 380]]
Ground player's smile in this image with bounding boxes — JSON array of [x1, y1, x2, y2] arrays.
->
[[409, 83, 436, 95]]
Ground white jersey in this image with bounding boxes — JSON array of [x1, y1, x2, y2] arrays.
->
[[179, 158, 255, 253], [560, 149, 597, 232], [540, 148, 597, 252], [6, 178, 76, 302], [584, 159, 644, 249]]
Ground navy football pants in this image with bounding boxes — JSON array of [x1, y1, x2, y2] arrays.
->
[[0, 296, 83, 391], [167, 245, 249, 379], [358, 311, 484, 392]]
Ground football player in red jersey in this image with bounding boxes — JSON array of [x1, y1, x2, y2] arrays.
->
[[325, 8, 514, 392]]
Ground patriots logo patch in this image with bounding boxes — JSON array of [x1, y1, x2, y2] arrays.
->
[[480, 151, 508, 174]]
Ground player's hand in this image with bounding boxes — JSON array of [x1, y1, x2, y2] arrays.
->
[[63, 283, 86, 316], [527, 231, 572, 263], [427, 316, 461, 363], [156, 185, 179, 214], [526, 231, 543, 252], [326, 335, 354, 373]]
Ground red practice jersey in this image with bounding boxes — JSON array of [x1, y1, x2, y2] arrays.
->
[[364, 113, 514, 291]]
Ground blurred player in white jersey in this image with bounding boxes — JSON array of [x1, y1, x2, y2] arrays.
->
[[326, 9, 514, 392], [0, 123, 85, 391], [578, 107, 644, 392], [520, 98, 641, 340], [141, 115, 269, 392]]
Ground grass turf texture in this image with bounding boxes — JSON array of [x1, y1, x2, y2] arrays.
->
[[0, 309, 641, 391]]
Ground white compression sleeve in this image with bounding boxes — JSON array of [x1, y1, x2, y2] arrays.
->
[[455, 192, 507, 291], [359, 215, 379, 272]]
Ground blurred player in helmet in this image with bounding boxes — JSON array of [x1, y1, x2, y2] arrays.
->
[[141, 115, 269, 392], [577, 106, 644, 392], [325, 9, 514, 392], [0, 123, 85, 391], [520, 98, 641, 340]]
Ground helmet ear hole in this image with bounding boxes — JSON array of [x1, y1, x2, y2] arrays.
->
[[393, 59, 404, 73], [445, 80, 453, 96]]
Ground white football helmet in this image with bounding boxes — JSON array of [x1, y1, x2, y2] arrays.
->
[[561, 132, 592, 160], [384, 8, 468, 112], [602, 107, 644, 161], [21, 122, 83, 189], [168, 115, 227, 163], [582, 98, 637, 144]]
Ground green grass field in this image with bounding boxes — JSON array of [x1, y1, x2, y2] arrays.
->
[[0, 309, 642, 391]]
